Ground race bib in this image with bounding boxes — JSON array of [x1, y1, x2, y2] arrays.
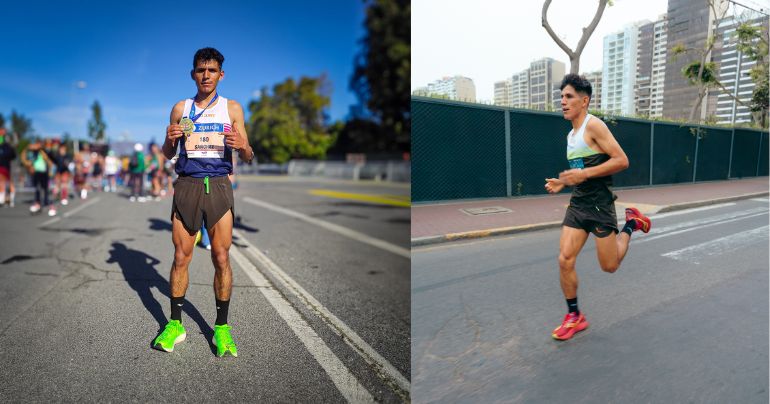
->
[[186, 122, 226, 158], [568, 158, 585, 169]]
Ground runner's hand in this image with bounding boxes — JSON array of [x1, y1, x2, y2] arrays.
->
[[166, 124, 184, 142], [545, 178, 564, 194], [223, 127, 247, 150], [558, 169, 588, 186]]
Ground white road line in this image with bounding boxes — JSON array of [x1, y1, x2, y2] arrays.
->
[[234, 228, 411, 395], [230, 247, 375, 403], [636, 211, 768, 244], [639, 206, 768, 238], [242, 196, 410, 259], [750, 198, 769, 203], [662, 225, 769, 264], [38, 197, 101, 227], [648, 203, 736, 220]]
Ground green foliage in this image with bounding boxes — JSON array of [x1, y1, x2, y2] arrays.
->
[[682, 61, 718, 86], [246, 76, 336, 164], [732, 21, 768, 127], [87, 100, 107, 142], [350, 0, 410, 151], [0, 113, 5, 130], [10, 110, 33, 141]]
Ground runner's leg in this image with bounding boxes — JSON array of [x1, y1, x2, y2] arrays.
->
[[595, 231, 631, 273], [208, 210, 233, 302], [170, 214, 196, 298], [559, 225, 590, 299]]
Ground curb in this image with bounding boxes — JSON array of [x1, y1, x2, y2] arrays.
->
[[411, 191, 769, 247]]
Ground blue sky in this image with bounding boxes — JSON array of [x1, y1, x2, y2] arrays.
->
[[0, 1, 366, 144]]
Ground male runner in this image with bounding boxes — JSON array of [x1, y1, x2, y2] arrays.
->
[[153, 47, 254, 357], [545, 73, 651, 341]]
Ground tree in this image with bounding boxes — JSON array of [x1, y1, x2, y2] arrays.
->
[[734, 17, 769, 128], [10, 110, 33, 143], [350, 0, 410, 152], [0, 113, 5, 130], [246, 76, 337, 164], [671, 0, 732, 123], [88, 100, 107, 142], [542, 0, 609, 74]]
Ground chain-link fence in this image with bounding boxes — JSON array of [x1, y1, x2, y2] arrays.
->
[[413, 96, 768, 203]]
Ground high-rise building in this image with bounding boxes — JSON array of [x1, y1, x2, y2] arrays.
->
[[511, 70, 530, 107], [584, 71, 603, 111], [494, 78, 513, 106], [635, 16, 669, 117], [551, 70, 602, 111], [710, 15, 768, 124], [422, 76, 476, 102], [662, 0, 727, 121], [529, 58, 565, 110], [602, 22, 646, 115]]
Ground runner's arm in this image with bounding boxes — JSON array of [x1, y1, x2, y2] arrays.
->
[[163, 101, 186, 160], [582, 119, 629, 179], [227, 100, 254, 163]]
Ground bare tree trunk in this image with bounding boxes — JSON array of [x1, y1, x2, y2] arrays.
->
[[688, 0, 729, 123], [542, 0, 607, 74]]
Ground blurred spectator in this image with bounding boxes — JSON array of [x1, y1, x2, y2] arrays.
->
[[129, 143, 146, 202], [104, 150, 120, 192], [20, 138, 56, 216], [0, 128, 16, 207]]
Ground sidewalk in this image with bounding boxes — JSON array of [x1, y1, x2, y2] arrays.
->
[[412, 177, 769, 246]]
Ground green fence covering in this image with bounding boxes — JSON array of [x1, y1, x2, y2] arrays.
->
[[412, 97, 767, 203]]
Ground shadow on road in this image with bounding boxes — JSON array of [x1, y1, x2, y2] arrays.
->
[[148, 218, 173, 232], [106, 242, 215, 353], [234, 215, 259, 233]]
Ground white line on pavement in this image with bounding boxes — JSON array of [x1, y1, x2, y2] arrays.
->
[[662, 225, 769, 264], [230, 247, 375, 403], [38, 197, 101, 227], [636, 210, 768, 244], [242, 196, 410, 259], [233, 228, 411, 395], [750, 198, 769, 203], [648, 203, 736, 220]]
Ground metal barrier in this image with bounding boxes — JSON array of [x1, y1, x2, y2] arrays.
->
[[286, 160, 411, 182], [413, 96, 768, 203]]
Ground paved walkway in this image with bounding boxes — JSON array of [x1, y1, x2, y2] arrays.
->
[[412, 177, 769, 246]]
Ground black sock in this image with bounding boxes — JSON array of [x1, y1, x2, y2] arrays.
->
[[566, 297, 579, 314], [215, 299, 230, 326], [170, 296, 184, 322], [622, 220, 636, 236]]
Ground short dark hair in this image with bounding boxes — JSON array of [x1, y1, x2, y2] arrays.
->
[[193, 47, 225, 70], [560, 73, 592, 100]]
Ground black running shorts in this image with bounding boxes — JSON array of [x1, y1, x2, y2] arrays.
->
[[171, 175, 234, 233], [562, 201, 618, 238]]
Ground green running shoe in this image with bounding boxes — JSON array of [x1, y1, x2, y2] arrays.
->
[[213, 324, 238, 357], [153, 320, 186, 352]]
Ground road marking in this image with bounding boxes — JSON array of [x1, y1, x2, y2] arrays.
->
[[230, 246, 375, 403], [242, 196, 410, 259], [648, 203, 736, 220], [38, 197, 101, 227], [636, 210, 768, 244], [233, 228, 411, 396], [309, 189, 410, 207], [750, 198, 769, 203], [662, 225, 769, 264]]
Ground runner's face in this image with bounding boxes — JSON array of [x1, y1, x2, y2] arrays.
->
[[192, 60, 223, 94], [560, 85, 589, 121]]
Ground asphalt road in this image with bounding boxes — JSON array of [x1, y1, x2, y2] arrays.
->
[[0, 175, 410, 402], [412, 198, 769, 403]]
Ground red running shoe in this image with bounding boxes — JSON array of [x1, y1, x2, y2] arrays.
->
[[552, 312, 589, 340], [625, 207, 652, 233]]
